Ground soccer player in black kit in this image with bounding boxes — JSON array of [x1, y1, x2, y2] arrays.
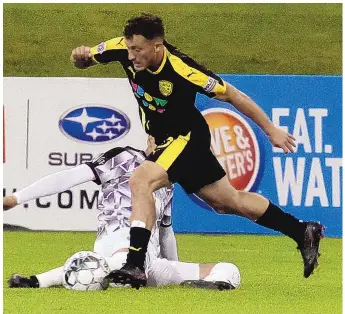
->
[[71, 13, 324, 289]]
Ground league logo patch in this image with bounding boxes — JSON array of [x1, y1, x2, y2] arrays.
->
[[159, 80, 173, 97], [203, 108, 261, 191], [97, 42, 106, 54]]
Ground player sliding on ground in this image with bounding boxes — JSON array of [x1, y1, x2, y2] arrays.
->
[[4, 138, 240, 290], [70, 13, 324, 288]]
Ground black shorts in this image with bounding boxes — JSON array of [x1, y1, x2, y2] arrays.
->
[[147, 129, 226, 194]]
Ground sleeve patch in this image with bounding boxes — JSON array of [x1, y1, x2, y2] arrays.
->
[[96, 42, 106, 54], [204, 77, 217, 93]]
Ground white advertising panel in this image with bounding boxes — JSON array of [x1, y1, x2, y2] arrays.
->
[[4, 77, 147, 230]]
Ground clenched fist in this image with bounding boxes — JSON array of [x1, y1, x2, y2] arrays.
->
[[3, 196, 18, 211], [70, 46, 94, 68]]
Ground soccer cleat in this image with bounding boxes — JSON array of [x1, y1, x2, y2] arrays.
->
[[298, 222, 325, 278], [8, 274, 39, 288], [106, 263, 147, 290], [180, 280, 235, 291]]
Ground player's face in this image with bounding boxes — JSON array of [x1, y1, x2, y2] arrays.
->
[[125, 35, 162, 71]]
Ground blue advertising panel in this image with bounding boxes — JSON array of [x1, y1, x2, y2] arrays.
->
[[172, 75, 342, 237]]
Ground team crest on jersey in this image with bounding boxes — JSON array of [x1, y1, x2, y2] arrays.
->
[[159, 80, 173, 97]]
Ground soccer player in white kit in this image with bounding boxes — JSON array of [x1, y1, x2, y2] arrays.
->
[[5, 139, 240, 290]]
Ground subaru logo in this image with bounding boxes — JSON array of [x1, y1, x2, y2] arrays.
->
[[59, 105, 130, 143]]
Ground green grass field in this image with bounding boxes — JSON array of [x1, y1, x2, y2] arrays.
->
[[3, 3, 341, 77], [4, 232, 342, 314]]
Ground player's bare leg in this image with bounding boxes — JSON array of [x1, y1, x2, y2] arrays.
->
[[197, 176, 325, 278], [106, 161, 170, 289]]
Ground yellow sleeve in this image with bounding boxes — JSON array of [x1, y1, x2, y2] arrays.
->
[[167, 52, 226, 96], [90, 37, 128, 64]]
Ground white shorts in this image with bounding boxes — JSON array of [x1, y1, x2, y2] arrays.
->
[[93, 228, 200, 287], [93, 227, 159, 263], [93, 228, 130, 258]]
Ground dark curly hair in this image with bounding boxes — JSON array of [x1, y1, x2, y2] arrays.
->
[[123, 13, 165, 40]]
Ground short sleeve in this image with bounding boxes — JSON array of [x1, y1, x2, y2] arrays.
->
[[168, 50, 227, 98], [90, 37, 128, 65]]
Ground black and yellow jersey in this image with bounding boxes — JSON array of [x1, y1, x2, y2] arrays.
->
[[90, 37, 226, 143]]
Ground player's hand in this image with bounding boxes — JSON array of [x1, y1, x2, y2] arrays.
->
[[70, 46, 93, 63], [3, 196, 18, 211], [268, 126, 296, 153]]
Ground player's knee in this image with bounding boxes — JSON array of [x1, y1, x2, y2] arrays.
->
[[129, 170, 152, 194], [129, 174, 143, 192], [204, 262, 241, 289]]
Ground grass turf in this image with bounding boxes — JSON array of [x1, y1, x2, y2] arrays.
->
[[3, 232, 342, 314], [3, 3, 342, 77]]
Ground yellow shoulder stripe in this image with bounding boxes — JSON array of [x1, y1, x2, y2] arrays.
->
[[91, 37, 127, 63], [167, 53, 226, 94]]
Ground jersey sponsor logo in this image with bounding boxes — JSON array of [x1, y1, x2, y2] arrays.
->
[[203, 108, 263, 191], [59, 105, 130, 144], [204, 77, 217, 93], [130, 80, 167, 113], [159, 80, 173, 96], [97, 42, 106, 54]]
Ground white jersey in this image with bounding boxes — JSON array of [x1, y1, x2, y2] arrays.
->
[[86, 146, 173, 261]]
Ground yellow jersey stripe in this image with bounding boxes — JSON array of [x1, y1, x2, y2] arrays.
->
[[167, 52, 226, 94], [156, 132, 191, 170], [139, 107, 147, 131], [90, 37, 127, 64]]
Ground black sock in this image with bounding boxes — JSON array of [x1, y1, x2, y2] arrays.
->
[[256, 201, 307, 246], [126, 227, 151, 271], [29, 275, 39, 288]]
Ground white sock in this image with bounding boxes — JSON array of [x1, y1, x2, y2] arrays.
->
[[131, 220, 146, 228], [203, 263, 241, 289], [36, 266, 64, 288]]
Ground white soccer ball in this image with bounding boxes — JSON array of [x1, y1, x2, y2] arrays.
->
[[62, 251, 110, 291]]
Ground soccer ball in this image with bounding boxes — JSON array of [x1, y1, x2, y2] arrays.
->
[[62, 251, 110, 291]]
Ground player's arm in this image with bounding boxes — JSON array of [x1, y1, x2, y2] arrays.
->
[[169, 52, 296, 153], [70, 37, 128, 69], [214, 82, 296, 153], [159, 192, 179, 261], [3, 164, 95, 211]]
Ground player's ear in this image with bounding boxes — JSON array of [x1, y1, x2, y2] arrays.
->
[[154, 39, 164, 52]]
